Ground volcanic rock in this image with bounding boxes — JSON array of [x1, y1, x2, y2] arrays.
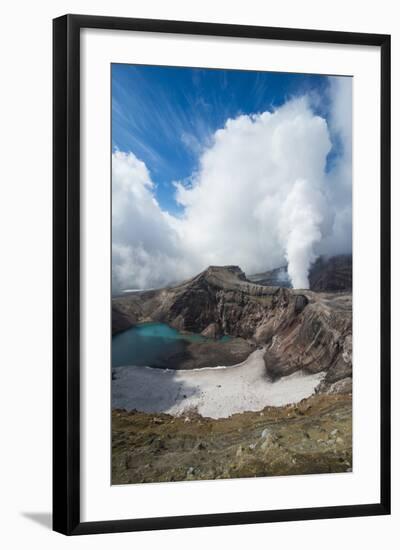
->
[[112, 265, 352, 392]]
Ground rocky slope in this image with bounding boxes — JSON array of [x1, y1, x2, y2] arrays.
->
[[112, 393, 352, 484], [112, 265, 352, 393], [309, 254, 352, 292], [248, 266, 291, 288], [249, 254, 352, 292]]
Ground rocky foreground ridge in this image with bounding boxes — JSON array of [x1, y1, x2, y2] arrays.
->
[[112, 393, 352, 484], [112, 266, 352, 393]]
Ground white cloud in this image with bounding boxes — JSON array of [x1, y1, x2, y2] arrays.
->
[[174, 97, 332, 288], [318, 77, 353, 257], [112, 151, 190, 292], [112, 85, 352, 292]]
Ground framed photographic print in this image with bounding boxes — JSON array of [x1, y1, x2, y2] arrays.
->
[[53, 14, 391, 535]]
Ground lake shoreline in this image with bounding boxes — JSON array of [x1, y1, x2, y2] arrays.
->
[[112, 321, 255, 370]]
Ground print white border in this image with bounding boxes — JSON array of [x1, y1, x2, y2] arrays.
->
[[80, 28, 380, 522]]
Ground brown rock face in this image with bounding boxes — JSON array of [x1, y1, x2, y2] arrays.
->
[[261, 292, 352, 384], [113, 266, 284, 337], [201, 323, 221, 339], [112, 265, 352, 392], [112, 306, 135, 335], [309, 255, 352, 292]]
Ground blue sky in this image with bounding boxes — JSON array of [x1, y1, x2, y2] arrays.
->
[[112, 64, 336, 215]]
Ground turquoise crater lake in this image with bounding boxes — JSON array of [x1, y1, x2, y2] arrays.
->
[[112, 322, 231, 368]]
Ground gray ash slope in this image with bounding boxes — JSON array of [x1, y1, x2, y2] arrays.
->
[[112, 265, 352, 394]]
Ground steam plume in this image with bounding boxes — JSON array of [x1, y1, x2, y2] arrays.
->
[[112, 82, 351, 292]]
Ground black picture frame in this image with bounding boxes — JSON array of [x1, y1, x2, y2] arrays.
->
[[53, 14, 391, 535]]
